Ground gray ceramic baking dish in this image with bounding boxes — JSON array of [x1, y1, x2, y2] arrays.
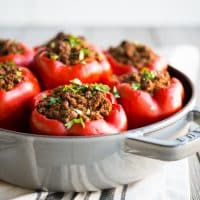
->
[[0, 66, 199, 192]]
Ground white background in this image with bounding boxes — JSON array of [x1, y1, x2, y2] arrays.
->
[[0, 0, 200, 27]]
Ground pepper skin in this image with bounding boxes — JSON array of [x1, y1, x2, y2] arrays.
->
[[117, 78, 184, 129], [34, 47, 112, 89], [30, 91, 128, 136], [0, 43, 34, 68], [105, 51, 167, 76], [0, 67, 40, 131]]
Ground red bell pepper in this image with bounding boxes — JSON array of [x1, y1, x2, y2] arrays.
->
[[105, 52, 138, 75], [105, 42, 167, 75], [34, 46, 112, 90], [30, 86, 127, 136], [0, 64, 40, 131], [117, 78, 184, 129], [0, 41, 34, 68]]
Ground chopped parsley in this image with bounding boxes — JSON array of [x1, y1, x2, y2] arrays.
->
[[67, 35, 80, 48], [46, 33, 98, 65], [112, 86, 120, 98], [62, 81, 109, 94], [62, 84, 88, 93], [65, 117, 85, 129], [141, 69, 156, 81], [37, 79, 113, 131], [92, 83, 110, 92], [131, 82, 141, 90], [6, 61, 15, 67], [79, 48, 90, 61], [49, 97, 62, 105], [50, 53, 59, 60]]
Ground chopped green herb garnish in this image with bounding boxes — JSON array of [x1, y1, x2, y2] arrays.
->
[[62, 84, 88, 93], [92, 84, 110, 92], [131, 82, 141, 90], [50, 53, 59, 60], [82, 48, 90, 55], [79, 48, 90, 61], [112, 86, 120, 98], [6, 61, 15, 67], [142, 69, 156, 81], [62, 81, 109, 94], [67, 35, 80, 48], [72, 85, 88, 93], [79, 49, 85, 61], [65, 117, 85, 129], [62, 85, 70, 91], [49, 97, 62, 105], [62, 85, 70, 92]]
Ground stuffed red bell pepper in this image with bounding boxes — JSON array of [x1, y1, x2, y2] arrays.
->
[[0, 61, 40, 131], [30, 80, 127, 136], [34, 32, 112, 89], [105, 41, 167, 75], [0, 39, 34, 67], [110, 68, 184, 129]]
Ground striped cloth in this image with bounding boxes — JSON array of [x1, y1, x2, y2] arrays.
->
[[0, 45, 199, 200], [0, 159, 190, 200]]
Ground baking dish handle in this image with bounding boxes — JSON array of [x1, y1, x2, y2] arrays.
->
[[125, 107, 200, 161]]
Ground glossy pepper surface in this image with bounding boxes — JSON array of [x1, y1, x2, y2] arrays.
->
[[117, 77, 184, 128], [0, 64, 40, 131], [0, 42, 34, 67], [30, 86, 127, 136], [34, 42, 112, 89]]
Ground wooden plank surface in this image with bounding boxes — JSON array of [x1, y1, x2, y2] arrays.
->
[[0, 27, 200, 199]]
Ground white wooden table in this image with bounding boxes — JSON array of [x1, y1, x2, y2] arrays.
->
[[0, 26, 200, 199]]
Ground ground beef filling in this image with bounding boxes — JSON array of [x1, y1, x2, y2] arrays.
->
[[120, 69, 171, 94], [0, 62, 23, 91], [108, 41, 157, 69], [45, 32, 101, 65], [37, 83, 112, 128], [0, 40, 24, 56]]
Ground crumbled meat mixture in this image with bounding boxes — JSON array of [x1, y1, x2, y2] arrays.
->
[[108, 41, 157, 69], [44, 32, 101, 65], [37, 82, 112, 128], [120, 69, 171, 93], [0, 62, 23, 91], [0, 39, 24, 56]]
